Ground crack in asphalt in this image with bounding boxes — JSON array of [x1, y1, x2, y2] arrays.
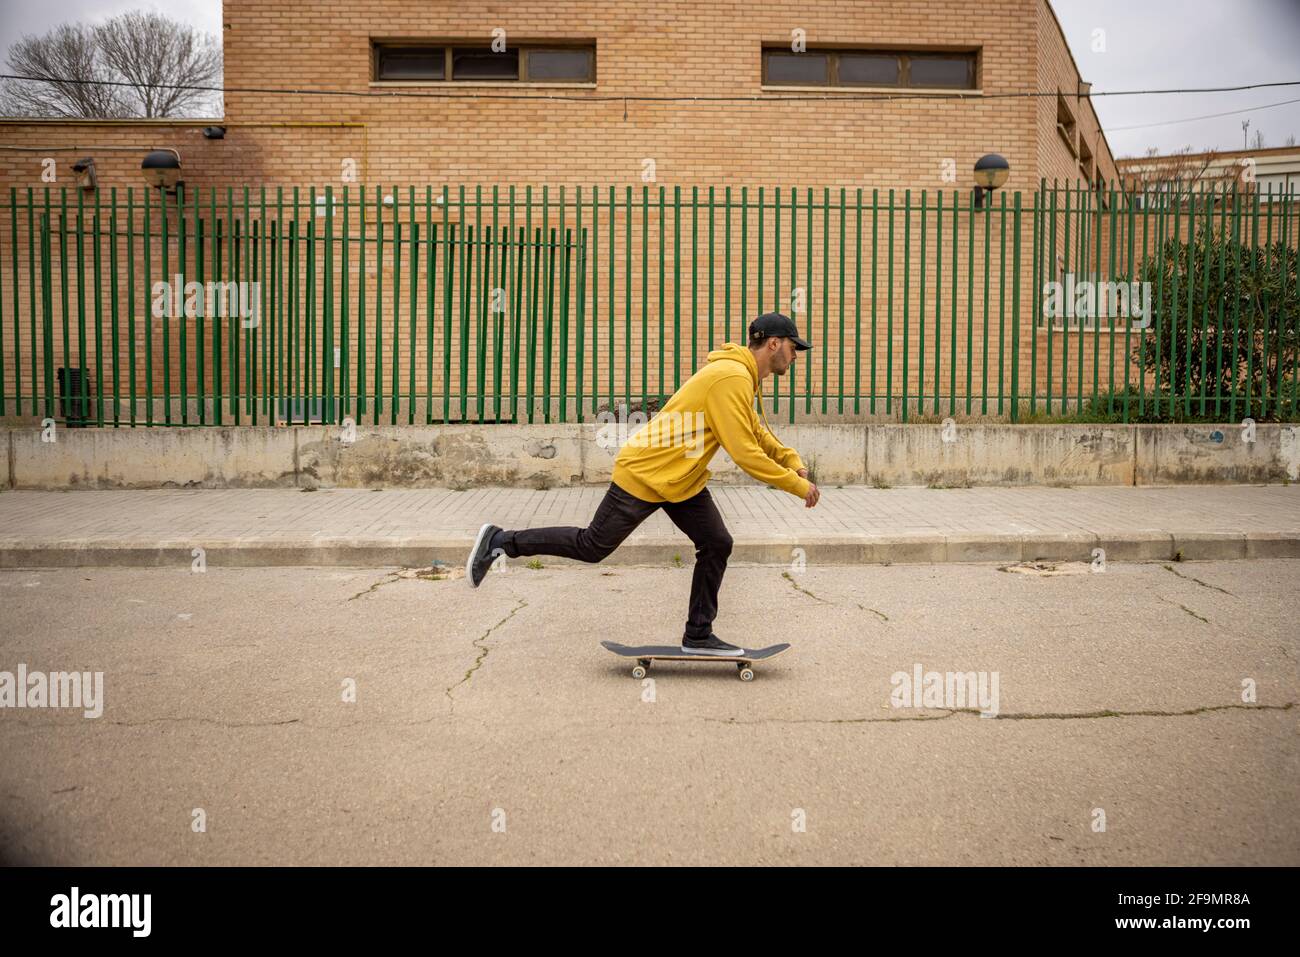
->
[[1158, 594, 1209, 623], [781, 571, 828, 603], [9, 702, 1292, 734], [1162, 564, 1237, 597], [704, 701, 1295, 726], [347, 566, 450, 601], [0, 716, 308, 729], [104, 716, 303, 729], [347, 571, 404, 601], [444, 598, 529, 706], [856, 603, 890, 622], [5, 714, 442, 732]]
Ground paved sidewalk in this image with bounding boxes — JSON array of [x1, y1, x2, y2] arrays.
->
[[1, 484, 1298, 567]]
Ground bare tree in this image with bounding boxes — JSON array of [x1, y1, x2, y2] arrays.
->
[[96, 11, 221, 118], [1286, 134, 1297, 148], [0, 23, 132, 118], [1123, 145, 1224, 196], [1250, 129, 1266, 150], [0, 11, 221, 119]]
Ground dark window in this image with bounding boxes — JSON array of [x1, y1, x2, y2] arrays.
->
[[452, 47, 519, 80], [376, 47, 445, 81], [766, 52, 829, 85], [763, 47, 977, 90], [525, 48, 593, 82], [907, 55, 972, 88], [838, 53, 900, 86], [1057, 93, 1078, 155], [374, 42, 595, 84]]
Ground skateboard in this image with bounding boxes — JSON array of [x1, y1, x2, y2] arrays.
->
[[601, 641, 791, 682]]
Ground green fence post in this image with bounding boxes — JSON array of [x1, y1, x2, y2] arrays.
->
[[560, 226, 571, 423], [839, 187, 846, 414], [92, 193, 104, 427], [917, 189, 926, 418], [1011, 191, 1022, 422], [901, 189, 910, 422], [1199, 185, 1216, 416], [997, 191, 1007, 416], [872, 189, 878, 415], [805, 187, 812, 414], [674, 185, 682, 392], [658, 185, 665, 409], [544, 226, 556, 423], [856, 188, 863, 415], [887, 188, 895, 417]]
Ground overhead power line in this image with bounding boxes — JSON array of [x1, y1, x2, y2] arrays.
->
[[1107, 96, 1300, 132], [3, 72, 1300, 105]]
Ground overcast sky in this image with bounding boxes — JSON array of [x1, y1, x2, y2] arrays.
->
[[1, 0, 1298, 158]]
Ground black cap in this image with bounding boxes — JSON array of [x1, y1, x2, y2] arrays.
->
[[749, 312, 812, 350]]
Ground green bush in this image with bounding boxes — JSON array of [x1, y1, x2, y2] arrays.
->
[[1022, 222, 1299, 424], [1127, 224, 1298, 423]]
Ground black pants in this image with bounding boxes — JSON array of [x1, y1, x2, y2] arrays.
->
[[496, 481, 734, 640]]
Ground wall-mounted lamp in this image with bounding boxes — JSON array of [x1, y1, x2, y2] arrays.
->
[[141, 148, 183, 193], [973, 153, 1010, 210], [70, 157, 97, 192], [202, 126, 226, 139]]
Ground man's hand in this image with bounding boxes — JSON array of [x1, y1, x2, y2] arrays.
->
[[797, 468, 819, 508], [803, 480, 819, 508]]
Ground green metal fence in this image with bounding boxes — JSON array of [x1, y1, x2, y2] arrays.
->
[[1, 181, 1296, 427]]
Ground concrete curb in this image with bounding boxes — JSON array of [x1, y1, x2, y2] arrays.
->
[[2, 531, 1296, 568]]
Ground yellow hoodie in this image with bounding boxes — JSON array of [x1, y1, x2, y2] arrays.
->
[[612, 342, 811, 503]]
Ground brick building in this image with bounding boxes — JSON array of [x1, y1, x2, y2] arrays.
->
[[0, 0, 1127, 426], [4, 0, 1116, 191]]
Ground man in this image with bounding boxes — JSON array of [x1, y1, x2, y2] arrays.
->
[[465, 311, 820, 655]]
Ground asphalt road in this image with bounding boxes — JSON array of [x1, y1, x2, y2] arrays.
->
[[1, 557, 1296, 865]]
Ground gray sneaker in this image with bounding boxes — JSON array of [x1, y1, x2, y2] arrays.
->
[[680, 633, 745, 656], [466, 523, 504, 587]]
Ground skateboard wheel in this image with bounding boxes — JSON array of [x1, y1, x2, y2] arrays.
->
[[739, 668, 755, 682], [632, 665, 647, 680]]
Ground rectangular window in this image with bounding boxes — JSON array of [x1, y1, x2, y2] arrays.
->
[[1057, 93, 1078, 156], [766, 51, 830, 85], [525, 48, 593, 82], [373, 42, 595, 83], [838, 53, 899, 86], [763, 47, 977, 90], [906, 54, 973, 88], [376, 46, 445, 81], [452, 47, 519, 80]]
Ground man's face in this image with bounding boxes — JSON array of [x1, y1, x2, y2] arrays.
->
[[769, 337, 797, 375]]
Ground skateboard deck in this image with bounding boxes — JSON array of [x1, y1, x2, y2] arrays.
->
[[601, 641, 790, 682]]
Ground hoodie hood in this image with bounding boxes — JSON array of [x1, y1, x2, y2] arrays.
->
[[706, 342, 759, 391], [705, 341, 778, 434]]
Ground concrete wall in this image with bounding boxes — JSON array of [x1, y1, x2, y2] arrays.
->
[[4, 423, 1297, 490]]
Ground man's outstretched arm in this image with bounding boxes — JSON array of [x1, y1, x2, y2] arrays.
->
[[755, 418, 806, 473], [704, 381, 811, 499]]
